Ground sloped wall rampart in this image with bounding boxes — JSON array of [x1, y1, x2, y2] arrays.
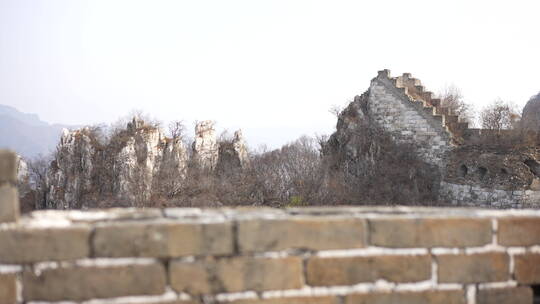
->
[[368, 71, 453, 165]]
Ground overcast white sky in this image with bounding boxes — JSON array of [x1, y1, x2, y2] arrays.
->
[[1, 0, 539, 148]]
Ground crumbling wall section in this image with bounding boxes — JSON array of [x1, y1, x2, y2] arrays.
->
[[440, 146, 540, 207], [440, 181, 540, 208]]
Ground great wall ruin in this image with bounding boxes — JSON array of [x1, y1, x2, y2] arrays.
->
[[326, 70, 540, 208]]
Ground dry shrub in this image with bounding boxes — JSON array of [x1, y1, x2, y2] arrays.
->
[[322, 119, 440, 205]]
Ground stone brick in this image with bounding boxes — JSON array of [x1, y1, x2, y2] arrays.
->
[[344, 290, 466, 304], [170, 256, 303, 294], [22, 263, 166, 301], [0, 225, 91, 263], [498, 217, 540, 246], [0, 184, 19, 223], [437, 253, 509, 283], [122, 302, 198, 304], [306, 255, 430, 286], [228, 297, 339, 304], [238, 217, 366, 252], [477, 287, 532, 304], [0, 274, 17, 304], [514, 253, 540, 284], [93, 221, 233, 258], [0, 150, 17, 184], [369, 217, 492, 248]]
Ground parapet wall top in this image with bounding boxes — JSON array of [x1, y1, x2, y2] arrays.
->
[[0, 150, 17, 184], [0, 149, 20, 223], [377, 69, 391, 78]]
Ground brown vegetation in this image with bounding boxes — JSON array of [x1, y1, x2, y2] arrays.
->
[[18, 89, 540, 212]]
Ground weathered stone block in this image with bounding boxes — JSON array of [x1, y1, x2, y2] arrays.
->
[[476, 287, 532, 304], [0, 225, 91, 263], [22, 263, 166, 301], [122, 302, 198, 304], [93, 221, 233, 258], [369, 217, 492, 248], [437, 253, 509, 283], [498, 217, 540, 246], [170, 256, 303, 294], [227, 297, 339, 304], [514, 253, 540, 284], [0, 184, 19, 223], [344, 290, 466, 304], [0, 150, 17, 184], [238, 217, 366, 252], [0, 274, 17, 304], [306, 255, 431, 286]]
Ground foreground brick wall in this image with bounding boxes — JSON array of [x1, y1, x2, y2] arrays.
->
[[0, 206, 539, 304]]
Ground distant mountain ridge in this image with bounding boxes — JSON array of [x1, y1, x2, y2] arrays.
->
[[0, 104, 76, 158]]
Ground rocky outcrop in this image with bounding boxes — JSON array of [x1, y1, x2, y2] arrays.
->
[[46, 119, 190, 209], [45, 118, 247, 209], [521, 92, 540, 132], [193, 121, 249, 171], [216, 130, 250, 173], [46, 128, 96, 209], [192, 121, 219, 170], [232, 130, 249, 167], [324, 93, 371, 178], [111, 118, 184, 204], [16, 154, 28, 185]]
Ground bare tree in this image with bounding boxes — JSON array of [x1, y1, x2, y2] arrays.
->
[[329, 104, 343, 117], [168, 120, 186, 140], [480, 99, 520, 132], [27, 154, 52, 210], [439, 85, 473, 123]]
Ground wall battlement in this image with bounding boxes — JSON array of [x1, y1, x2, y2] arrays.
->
[[376, 69, 467, 144]]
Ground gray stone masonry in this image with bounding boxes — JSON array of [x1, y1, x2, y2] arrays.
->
[[368, 73, 453, 166]]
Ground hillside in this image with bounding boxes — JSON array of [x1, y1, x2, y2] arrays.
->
[[0, 105, 75, 158]]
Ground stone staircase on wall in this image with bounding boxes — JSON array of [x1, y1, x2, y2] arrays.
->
[[377, 69, 468, 144]]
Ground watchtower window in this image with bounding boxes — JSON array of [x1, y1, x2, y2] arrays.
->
[[478, 167, 488, 180], [458, 164, 468, 178]]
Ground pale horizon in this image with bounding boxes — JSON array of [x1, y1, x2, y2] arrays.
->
[[1, 0, 539, 148]]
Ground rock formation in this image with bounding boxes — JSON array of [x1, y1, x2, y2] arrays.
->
[[216, 130, 250, 173], [521, 92, 540, 132], [192, 121, 249, 171], [47, 128, 96, 209], [16, 153, 28, 185], [232, 130, 249, 167], [111, 118, 188, 204], [46, 119, 189, 208], [45, 118, 247, 209], [192, 121, 219, 170]]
